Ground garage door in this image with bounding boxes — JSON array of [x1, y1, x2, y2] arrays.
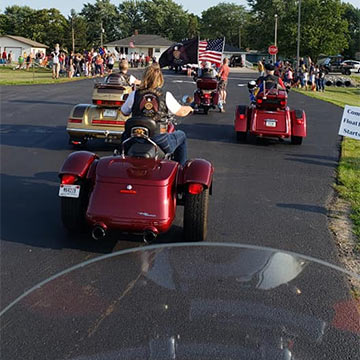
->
[[5, 47, 22, 61]]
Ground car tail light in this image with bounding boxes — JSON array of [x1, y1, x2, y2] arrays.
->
[[188, 183, 204, 195], [61, 174, 77, 184], [239, 114, 245, 120], [257, 98, 263, 104], [68, 118, 82, 123]]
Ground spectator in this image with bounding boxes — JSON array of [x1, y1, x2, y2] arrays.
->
[[25, 52, 32, 71], [17, 53, 25, 69], [7, 51, 12, 65], [2, 50, 7, 64], [145, 54, 150, 67], [318, 66, 325, 92], [95, 54, 104, 76], [218, 58, 230, 112], [107, 53, 115, 74], [258, 61, 265, 77], [51, 44, 61, 79]]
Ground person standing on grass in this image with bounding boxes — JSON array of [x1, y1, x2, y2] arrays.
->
[[107, 53, 115, 74], [51, 44, 60, 79], [7, 51, 12, 65], [2, 50, 7, 64]]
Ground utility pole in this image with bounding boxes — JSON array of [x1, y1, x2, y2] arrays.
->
[[296, 0, 302, 70], [274, 14, 278, 63], [71, 17, 75, 53], [100, 20, 104, 48], [238, 25, 241, 49]]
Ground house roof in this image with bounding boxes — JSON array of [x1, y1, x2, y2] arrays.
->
[[2, 35, 49, 48], [224, 44, 244, 53], [104, 34, 173, 48]]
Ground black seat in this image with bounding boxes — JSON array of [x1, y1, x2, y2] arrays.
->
[[125, 117, 158, 138], [126, 140, 165, 159]]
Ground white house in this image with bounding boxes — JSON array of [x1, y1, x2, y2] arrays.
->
[[0, 35, 48, 61], [104, 33, 173, 61]]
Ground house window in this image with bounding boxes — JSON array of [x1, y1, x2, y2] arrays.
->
[[155, 48, 160, 53]]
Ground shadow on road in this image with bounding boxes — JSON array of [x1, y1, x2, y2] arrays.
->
[[277, 203, 327, 215], [178, 123, 237, 144], [9, 100, 77, 106], [284, 153, 338, 168], [0, 172, 184, 253]]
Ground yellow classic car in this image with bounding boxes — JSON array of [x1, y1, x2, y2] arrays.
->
[[67, 73, 133, 146]]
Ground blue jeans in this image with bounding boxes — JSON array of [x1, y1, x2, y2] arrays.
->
[[152, 130, 187, 166]]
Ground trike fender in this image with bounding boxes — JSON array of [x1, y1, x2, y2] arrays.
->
[[180, 159, 214, 189], [234, 105, 249, 132], [59, 151, 98, 179], [291, 109, 307, 138]]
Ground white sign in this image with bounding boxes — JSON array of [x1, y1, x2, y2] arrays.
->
[[338, 105, 360, 141]]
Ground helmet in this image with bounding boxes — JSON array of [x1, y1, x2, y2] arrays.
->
[[205, 61, 212, 69]]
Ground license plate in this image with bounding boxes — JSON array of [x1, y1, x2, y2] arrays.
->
[[59, 184, 80, 198], [265, 120, 277, 127], [103, 109, 117, 118]]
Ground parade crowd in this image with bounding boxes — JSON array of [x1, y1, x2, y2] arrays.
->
[[1, 45, 158, 79], [257, 57, 327, 92]]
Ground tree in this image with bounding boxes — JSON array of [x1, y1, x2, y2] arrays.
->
[[341, 2, 360, 59], [246, 0, 351, 60], [81, 0, 120, 47], [200, 3, 247, 46], [0, 6, 36, 37], [187, 14, 200, 38], [118, 0, 146, 38], [64, 10, 89, 53], [140, 0, 190, 41]]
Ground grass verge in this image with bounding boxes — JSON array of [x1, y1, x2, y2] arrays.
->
[[0, 66, 88, 85], [294, 86, 360, 249]]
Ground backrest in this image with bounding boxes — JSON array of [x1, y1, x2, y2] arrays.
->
[[125, 117, 159, 138], [197, 78, 218, 90]]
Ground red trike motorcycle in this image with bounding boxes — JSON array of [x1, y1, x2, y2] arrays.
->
[[234, 81, 307, 144], [59, 115, 214, 243]]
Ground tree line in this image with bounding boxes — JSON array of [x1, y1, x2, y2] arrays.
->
[[0, 0, 359, 60]]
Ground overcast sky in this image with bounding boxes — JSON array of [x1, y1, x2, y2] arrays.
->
[[1, 0, 359, 16]]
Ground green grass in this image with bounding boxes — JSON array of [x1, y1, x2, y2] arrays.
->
[[294, 86, 360, 108], [295, 85, 360, 247], [0, 66, 87, 85]]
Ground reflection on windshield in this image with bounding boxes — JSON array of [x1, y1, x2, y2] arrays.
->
[[1, 243, 359, 360]]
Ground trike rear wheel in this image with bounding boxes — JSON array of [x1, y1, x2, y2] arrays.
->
[[183, 188, 209, 242], [291, 136, 303, 145]]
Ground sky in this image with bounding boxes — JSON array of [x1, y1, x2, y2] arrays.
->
[[1, 0, 359, 16], [1, 0, 248, 16]]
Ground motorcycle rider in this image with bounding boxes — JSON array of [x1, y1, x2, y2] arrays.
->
[[121, 64, 193, 166], [118, 59, 141, 86], [256, 63, 286, 93], [197, 61, 218, 78]]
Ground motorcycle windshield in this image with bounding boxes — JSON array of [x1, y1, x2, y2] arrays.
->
[[1, 243, 359, 360]]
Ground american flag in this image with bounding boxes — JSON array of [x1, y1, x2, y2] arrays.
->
[[198, 38, 224, 66]]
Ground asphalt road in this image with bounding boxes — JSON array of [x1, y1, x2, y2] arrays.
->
[[0, 69, 345, 310]]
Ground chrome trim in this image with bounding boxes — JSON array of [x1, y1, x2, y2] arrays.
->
[[67, 128, 124, 136]]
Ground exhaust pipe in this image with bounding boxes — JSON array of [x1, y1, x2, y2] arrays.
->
[[92, 225, 107, 240], [143, 228, 158, 244]]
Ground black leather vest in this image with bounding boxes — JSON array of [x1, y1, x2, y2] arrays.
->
[[132, 89, 168, 123]]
